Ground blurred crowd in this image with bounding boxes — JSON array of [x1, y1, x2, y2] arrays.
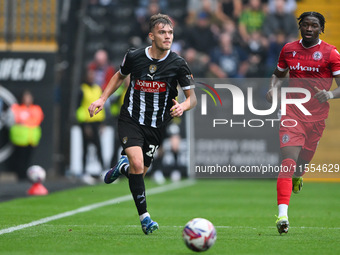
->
[[89, 0, 300, 78]]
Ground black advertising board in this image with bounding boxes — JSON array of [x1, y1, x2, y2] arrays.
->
[[0, 52, 56, 172], [192, 78, 281, 178]]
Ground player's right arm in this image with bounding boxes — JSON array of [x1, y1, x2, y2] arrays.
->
[[266, 43, 289, 103], [88, 71, 126, 117], [266, 68, 288, 103]]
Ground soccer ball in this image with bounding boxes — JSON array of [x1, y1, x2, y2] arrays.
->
[[182, 218, 217, 252], [27, 165, 46, 183]]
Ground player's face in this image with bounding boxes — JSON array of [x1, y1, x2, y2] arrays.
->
[[150, 23, 173, 51], [300, 16, 322, 44]]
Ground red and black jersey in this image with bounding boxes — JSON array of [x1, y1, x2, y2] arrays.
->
[[277, 39, 340, 121], [119, 47, 194, 128]]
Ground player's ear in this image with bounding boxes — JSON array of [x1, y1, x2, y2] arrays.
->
[[149, 32, 154, 41]]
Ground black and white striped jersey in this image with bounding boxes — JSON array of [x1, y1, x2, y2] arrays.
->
[[119, 46, 194, 128]]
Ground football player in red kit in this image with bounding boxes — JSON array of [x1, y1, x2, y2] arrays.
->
[[266, 12, 340, 234]]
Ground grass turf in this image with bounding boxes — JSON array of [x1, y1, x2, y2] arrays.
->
[[0, 178, 340, 254]]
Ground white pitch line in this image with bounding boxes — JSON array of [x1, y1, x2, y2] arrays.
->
[[0, 179, 195, 235]]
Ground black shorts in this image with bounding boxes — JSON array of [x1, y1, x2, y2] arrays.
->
[[118, 117, 166, 167]]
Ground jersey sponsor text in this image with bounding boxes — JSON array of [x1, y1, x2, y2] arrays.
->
[[135, 79, 167, 93], [289, 62, 319, 72]]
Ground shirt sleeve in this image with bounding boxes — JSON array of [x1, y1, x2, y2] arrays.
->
[[119, 49, 133, 76], [329, 48, 340, 76], [277, 44, 288, 72], [177, 59, 195, 91]]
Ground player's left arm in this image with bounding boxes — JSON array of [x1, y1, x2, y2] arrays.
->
[[314, 48, 340, 103], [171, 59, 197, 117], [333, 75, 340, 98], [313, 75, 340, 103], [170, 89, 197, 117]]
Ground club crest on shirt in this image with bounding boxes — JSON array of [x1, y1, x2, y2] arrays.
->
[[122, 136, 128, 144], [149, 64, 157, 73], [282, 134, 290, 144], [312, 51, 323, 61]]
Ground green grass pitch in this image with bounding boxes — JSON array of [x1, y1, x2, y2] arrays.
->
[[1, 178, 340, 254]]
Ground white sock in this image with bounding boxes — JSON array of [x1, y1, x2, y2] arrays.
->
[[139, 212, 150, 222], [278, 204, 288, 218]]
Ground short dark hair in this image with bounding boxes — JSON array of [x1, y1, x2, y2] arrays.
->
[[297, 12, 325, 33], [149, 13, 173, 32]]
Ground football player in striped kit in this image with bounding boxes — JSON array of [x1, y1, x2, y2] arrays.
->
[[88, 13, 196, 235]]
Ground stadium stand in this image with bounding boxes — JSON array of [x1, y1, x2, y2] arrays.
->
[[0, 0, 58, 51]]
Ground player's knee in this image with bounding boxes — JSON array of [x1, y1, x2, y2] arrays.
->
[[280, 147, 300, 162], [278, 158, 296, 178], [129, 158, 144, 174]]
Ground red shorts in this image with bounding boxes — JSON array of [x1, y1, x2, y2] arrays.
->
[[279, 116, 326, 161]]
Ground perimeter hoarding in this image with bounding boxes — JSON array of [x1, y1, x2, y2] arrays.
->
[[0, 52, 56, 172], [192, 78, 282, 178]]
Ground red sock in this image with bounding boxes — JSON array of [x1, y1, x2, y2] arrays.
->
[[277, 158, 296, 205]]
